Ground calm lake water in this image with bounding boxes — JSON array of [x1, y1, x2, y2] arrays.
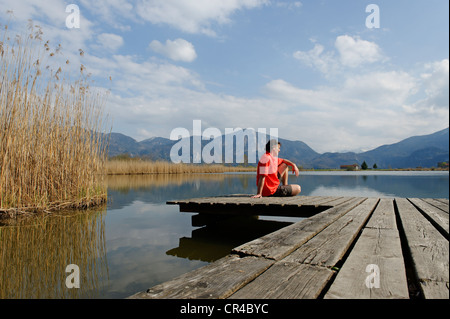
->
[[1, 171, 448, 299]]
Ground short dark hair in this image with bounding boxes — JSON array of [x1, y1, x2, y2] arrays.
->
[[266, 139, 281, 152]]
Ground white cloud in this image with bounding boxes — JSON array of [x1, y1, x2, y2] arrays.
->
[[149, 38, 197, 62], [264, 79, 341, 112], [101, 51, 448, 154], [136, 0, 268, 36], [97, 33, 124, 52], [79, 0, 135, 31], [0, 0, 67, 25], [0, 0, 96, 75], [419, 59, 449, 109], [260, 64, 447, 152], [293, 35, 385, 75], [293, 43, 337, 75], [102, 51, 447, 153], [335, 35, 384, 67], [343, 71, 417, 106]]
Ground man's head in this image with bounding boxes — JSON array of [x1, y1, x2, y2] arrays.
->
[[266, 139, 281, 155]]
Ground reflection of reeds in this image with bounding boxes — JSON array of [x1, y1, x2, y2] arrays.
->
[[106, 160, 254, 175], [106, 173, 236, 190], [0, 24, 108, 215], [0, 206, 108, 299]]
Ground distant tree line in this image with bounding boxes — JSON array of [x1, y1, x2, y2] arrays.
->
[[361, 161, 377, 170]]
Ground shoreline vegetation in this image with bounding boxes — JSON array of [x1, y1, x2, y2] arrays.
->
[[105, 157, 448, 175], [0, 23, 109, 218], [106, 159, 255, 175]]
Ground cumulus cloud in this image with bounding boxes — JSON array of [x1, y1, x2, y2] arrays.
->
[[136, 0, 268, 36], [108, 55, 205, 96], [149, 38, 197, 62], [335, 35, 384, 67], [293, 43, 337, 75], [293, 35, 385, 75]]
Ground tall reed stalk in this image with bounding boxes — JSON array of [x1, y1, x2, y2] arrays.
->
[[0, 24, 109, 214]]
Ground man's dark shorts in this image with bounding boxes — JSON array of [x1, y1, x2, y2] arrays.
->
[[270, 184, 293, 197]]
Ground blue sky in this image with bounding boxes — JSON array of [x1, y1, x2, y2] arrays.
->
[[1, 0, 448, 153]]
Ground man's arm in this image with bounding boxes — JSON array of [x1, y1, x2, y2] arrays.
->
[[281, 159, 299, 176], [252, 176, 265, 198]]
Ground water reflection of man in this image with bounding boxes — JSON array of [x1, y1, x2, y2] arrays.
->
[[252, 139, 301, 198]]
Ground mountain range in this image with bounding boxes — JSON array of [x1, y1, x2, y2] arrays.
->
[[106, 127, 449, 169]]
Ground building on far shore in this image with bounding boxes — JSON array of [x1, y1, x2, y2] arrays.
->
[[438, 162, 449, 169], [340, 164, 360, 171]]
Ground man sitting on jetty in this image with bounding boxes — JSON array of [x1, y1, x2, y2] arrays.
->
[[252, 139, 301, 198]]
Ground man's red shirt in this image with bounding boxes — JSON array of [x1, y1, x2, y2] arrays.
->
[[256, 152, 285, 196]]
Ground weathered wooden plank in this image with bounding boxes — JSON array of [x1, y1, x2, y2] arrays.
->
[[132, 196, 448, 300], [217, 197, 263, 205], [419, 281, 450, 299], [292, 196, 332, 206], [283, 198, 379, 267], [169, 196, 349, 221], [395, 198, 449, 299], [435, 198, 449, 206], [236, 195, 321, 208], [168, 195, 256, 206], [420, 198, 449, 214], [365, 198, 397, 230], [297, 196, 334, 205], [313, 196, 339, 204], [175, 196, 332, 218], [167, 197, 223, 205], [279, 196, 325, 206], [324, 228, 409, 299], [229, 262, 334, 299], [232, 197, 367, 261], [408, 198, 449, 237], [321, 197, 354, 207], [128, 255, 275, 299], [257, 196, 338, 210], [170, 195, 337, 208]]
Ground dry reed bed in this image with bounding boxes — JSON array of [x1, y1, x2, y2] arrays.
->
[[0, 24, 109, 216], [106, 160, 255, 175]]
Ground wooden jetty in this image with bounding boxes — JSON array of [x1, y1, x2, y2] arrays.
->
[[129, 195, 449, 299]]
